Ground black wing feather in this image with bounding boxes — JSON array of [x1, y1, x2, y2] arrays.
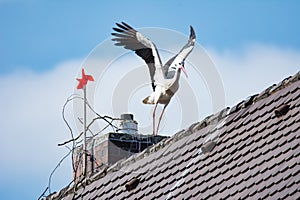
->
[[112, 22, 158, 91]]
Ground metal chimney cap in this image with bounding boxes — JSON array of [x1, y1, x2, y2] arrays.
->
[[121, 113, 134, 120]]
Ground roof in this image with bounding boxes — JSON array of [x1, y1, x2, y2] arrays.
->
[[48, 71, 300, 200]]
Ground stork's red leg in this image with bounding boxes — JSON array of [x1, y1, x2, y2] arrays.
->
[[152, 103, 158, 135], [156, 103, 169, 135]]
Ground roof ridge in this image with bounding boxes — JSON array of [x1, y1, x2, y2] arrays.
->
[[256, 70, 299, 100], [229, 70, 300, 115]]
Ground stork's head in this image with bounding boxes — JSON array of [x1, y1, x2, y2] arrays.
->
[[179, 61, 188, 78]]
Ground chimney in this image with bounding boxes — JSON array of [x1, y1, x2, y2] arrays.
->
[[118, 114, 138, 134], [73, 114, 168, 179]]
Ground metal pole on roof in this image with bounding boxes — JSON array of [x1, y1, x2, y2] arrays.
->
[[83, 86, 87, 177], [76, 68, 94, 178]]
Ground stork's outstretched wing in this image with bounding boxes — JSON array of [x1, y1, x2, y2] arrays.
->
[[111, 22, 164, 91], [177, 26, 196, 60], [163, 26, 196, 76]]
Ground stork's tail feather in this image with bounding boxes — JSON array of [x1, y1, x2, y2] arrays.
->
[[142, 96, 154, 104]]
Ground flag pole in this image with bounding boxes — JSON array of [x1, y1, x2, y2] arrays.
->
[[76, 68, 94, 178], [83, 85, 87, 177]]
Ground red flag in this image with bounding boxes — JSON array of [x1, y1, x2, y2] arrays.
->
[[76, 68, 94, 89]]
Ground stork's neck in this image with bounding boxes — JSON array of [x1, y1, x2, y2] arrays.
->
[[165, 57, 185, 80], [174, 66, 182, 79]]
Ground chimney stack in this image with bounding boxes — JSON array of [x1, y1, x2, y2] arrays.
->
[[73, 114, 168, 179], [118, 114, 138, 134]]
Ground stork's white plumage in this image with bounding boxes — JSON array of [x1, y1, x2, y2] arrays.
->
[[112, 22, 196, 135]]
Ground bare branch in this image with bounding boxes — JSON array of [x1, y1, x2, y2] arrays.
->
[[77, 117, 95, 136], [48, 146, 72, 194], [58, 115, 121, 146], [38, 187, 48, 200], [41, 93, 126, 199]]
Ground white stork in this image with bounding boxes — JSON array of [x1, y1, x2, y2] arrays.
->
[[112, 22, 196, 135]]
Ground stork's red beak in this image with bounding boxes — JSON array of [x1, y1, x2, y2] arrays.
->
[[181, 65, 188, 78]]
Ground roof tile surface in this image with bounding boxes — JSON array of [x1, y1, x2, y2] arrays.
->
[[48, 72, 300, 200]]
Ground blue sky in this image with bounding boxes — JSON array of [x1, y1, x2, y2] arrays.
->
[[1, 0, 300, 74], [0, 1, 300, 200]]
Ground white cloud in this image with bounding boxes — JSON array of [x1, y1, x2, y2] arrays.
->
[[0, 59, 82, 194], [206, 44, 300, 107]]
